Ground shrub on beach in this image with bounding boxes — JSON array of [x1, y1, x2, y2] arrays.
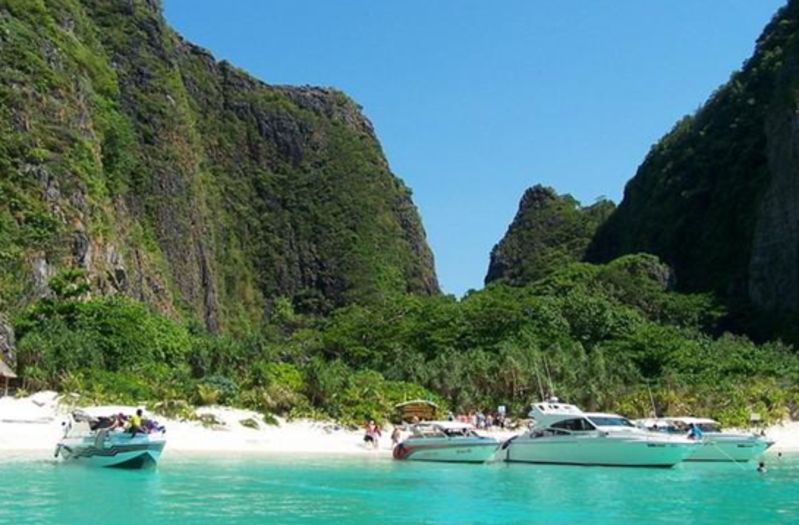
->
[[9, 259, 799, 426]]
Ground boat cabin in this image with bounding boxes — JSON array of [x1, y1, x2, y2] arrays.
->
[[527, 401, 599, 433], [526, 401, 642, 437]]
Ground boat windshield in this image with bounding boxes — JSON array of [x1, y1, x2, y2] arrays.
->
[[531, 428, 571, 438], [588, 416, 635, 427], [411, 425, 478, 438], [443, 428, 479, 438], [550, 418, 596, 432], [646, 423, 681, 433], [697, 422, 721, 432]]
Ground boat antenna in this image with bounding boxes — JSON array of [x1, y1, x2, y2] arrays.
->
[[542, 354, 555, 399], [646, 381, 657, 418], [532, 356, 546, 401]]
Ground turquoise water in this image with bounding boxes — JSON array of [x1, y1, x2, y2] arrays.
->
[[1, 453, 798, 524]]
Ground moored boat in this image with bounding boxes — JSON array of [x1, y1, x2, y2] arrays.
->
[[393, 421, 499, 463], [500, 400, 698, 467], [636, 417, 774, 462], [55, 410, 166, 469]]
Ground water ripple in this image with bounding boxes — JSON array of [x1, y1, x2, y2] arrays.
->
[[0, 453, 797, 524]]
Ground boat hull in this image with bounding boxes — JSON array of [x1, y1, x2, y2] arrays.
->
[[56, 435, 166, 469], [393, 438, 499, 463], [687, 435, 773, 462], [502, 434, 697, 467]]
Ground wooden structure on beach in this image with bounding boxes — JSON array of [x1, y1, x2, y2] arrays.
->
[[394, 400, 438, 422], [0, 359, 16, 397]]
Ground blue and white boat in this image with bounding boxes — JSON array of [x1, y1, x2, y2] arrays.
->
[[55, 410, 166, 469]]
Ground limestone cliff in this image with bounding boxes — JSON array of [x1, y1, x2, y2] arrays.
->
[[587, 0, 799, 315], [0, 0, 438, 333]]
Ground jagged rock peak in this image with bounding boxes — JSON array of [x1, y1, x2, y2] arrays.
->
[[486, 185, 614, 286]]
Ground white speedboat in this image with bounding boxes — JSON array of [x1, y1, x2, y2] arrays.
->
[[636, 417, 773, 462], [55, 411, 166, 469], [500, 400, 698, 467], [393, 421, 499, 463]]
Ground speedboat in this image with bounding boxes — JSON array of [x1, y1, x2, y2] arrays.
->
[[500, 400, 698, 467], [636, 417, 774, 462], [393, 421, 499, 463], [54, 410, 166, 469]]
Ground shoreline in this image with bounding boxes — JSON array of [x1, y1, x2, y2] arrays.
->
[[1, 392, 797, 458]]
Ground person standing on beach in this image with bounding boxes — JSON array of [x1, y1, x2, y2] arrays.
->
[[391, 426, 402, 447], [364, 420, 381, 449]]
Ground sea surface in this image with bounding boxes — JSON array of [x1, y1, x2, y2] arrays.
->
[[1, 452, 797, 524]]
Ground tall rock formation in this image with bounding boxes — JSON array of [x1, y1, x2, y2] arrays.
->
[[486, 185, 614, 286], [587, 1, 799, 314], [0, 0, 437, 331]]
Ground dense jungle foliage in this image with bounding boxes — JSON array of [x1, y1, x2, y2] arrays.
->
[[4, 0, 799, 431], [587, 0, 799, 334], [13, 255, 799, 427]]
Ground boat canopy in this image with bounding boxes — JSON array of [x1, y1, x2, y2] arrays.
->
[[662, 417, 717, 425], [636, 417, 722, 433], [410, 420, 479, 438]]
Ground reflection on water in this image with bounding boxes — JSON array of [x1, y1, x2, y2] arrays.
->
[[0, 452, 797, 524]]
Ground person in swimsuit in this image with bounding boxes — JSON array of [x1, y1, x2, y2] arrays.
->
[[363, 420, 381, 448]]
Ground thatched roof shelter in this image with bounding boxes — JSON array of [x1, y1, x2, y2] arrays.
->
[[394, 399, 438, 422], [0, 359, 17, 396], [0, 359, 15, 378]]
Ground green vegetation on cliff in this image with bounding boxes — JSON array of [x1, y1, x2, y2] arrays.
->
[[587, 0, 799, 333], [486, 185, 614, 287], [0, 0, 437, 335], [4, 0, 799, 429]]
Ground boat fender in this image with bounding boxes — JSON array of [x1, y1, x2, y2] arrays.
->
[[53, 444, 60, 458]]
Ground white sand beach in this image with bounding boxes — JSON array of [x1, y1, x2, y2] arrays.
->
[[1, 392, 796, 459], [0, 391, 397, 458]]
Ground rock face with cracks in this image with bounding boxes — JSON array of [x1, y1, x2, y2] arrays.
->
[[0, 0, 438, 332]]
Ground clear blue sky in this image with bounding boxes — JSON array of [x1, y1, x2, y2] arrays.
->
[[164, 0, 786, 296]]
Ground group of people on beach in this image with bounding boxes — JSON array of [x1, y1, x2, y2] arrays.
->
[[362, 408, 506, 449], [448, 410, 506, 430], [363, 420, 413, 449]]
